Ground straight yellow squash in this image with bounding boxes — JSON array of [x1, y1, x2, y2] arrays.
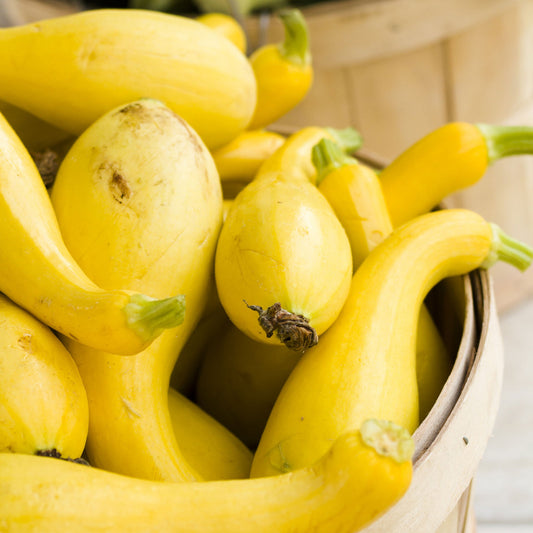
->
[[379, 121, 533, 226], [0, 9, 256, 149]]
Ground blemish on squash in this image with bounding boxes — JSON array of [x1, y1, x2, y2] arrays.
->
[[121, 397, 142, 419], [17, 333, 33, 353], [110, 170, 131, 203], [267, 442, 292, 474]]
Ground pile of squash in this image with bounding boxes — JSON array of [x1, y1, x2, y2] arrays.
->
[[0, 7, 532, 532]]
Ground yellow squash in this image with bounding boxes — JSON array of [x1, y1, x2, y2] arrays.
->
[[251, 209, 533, 477], [247, 9, 313, 130], [196, 12, 247, 53], [0, 294, 88, 460], [170, 293, 228, 397], [51, 99, 223, 482], [168, 387, 252, 481], [195, 318, 301, 449], [379, 121, 533, 226], [215, 169, 353, 351], [0, 420, 414, 533], [212, 129, 286, 196], [257, 125, 362, 183], [0, 110, 184, 356], [312, 138, 453, 419], [213, 128, 359, 351], [0, 9, 256, 149]]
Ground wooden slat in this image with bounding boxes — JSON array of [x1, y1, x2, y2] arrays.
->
[[277, 42, 449, 159], [273, 66, 354, 130], [246, 0, 518, 68], [1, 0, 80, 26], [445, 2, 532, 123], [343, 42, 448, 159]]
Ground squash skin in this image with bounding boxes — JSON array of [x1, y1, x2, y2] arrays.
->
[[167, 387, 252, 481], [51, 99, 223, 482], [212, 129, 286, 190], [251, 209, 494, 477], [0, 100, 72, 152], [196, 12, 247, 53], [0, 9, 256, 149], [379, 122, 488, 227], [257, 126, 361, 184], [247, 44, 312, 130], [195, 318, 301, 449], [313, 144, 452, 420], [0, 294, 88, 460]]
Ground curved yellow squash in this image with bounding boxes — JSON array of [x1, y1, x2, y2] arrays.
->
[[313, 138, 453, 419], [51, 99, 223, 482], [0, 9, 256, 149], [168, 387, 252, 481], [247, 9, 312, 130], [195, 319, 301, 449], [251, 209, 532, 477]]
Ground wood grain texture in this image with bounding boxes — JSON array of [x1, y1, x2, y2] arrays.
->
[[246, 0, 518, 67], [1, 0, 80, 26]]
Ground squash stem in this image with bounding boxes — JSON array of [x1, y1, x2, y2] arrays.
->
[[125, 293, 186, 341], [324, 126, 364, 154], [482, 223, 533, 272], [476, 123, 533, 164], [360, 419, 415, 464], [312, 137, 359, 185], [277, 9, 311, 67]]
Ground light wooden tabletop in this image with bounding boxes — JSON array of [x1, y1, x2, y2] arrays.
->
[[474, 296, 533, 532]]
